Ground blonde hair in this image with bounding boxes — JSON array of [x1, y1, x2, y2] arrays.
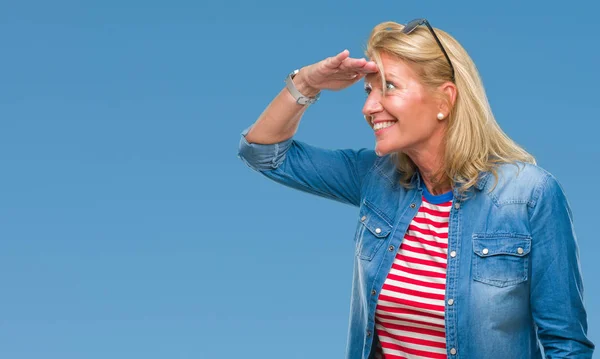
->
[[365, 21, 535, 196]]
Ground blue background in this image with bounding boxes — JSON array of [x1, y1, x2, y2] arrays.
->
[[1, 0, 598, 358]]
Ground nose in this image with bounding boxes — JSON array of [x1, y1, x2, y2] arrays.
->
[[362, 89, 384, 122]]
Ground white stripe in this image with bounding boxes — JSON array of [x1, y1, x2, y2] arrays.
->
[[379, 290, 445, 307], [415, 211, 450, 225], [376, 347, 431, 359], [377, 333, 447, 356], [376, 316, 446, 333], [388, 265, 447, 284], [410, 218, 450, 233], [394, 249, 448, 265], [378, 334, 447, 355], [395, 260, 447, 275], [377, 325, 446, 345], [383, 278, 446, 296], [421, 200, 452, 211], [401, 237, 448, 255], [377, 299, 445, 317], [379, 344, 447, 358], [408, 222, 449, 237], [376, 308, 446, 327], [405, 229, 449, 244]]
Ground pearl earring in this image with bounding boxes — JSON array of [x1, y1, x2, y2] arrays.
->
[[437, 112, 445, 120]]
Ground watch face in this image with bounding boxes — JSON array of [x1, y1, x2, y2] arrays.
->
[[297, 97, 310, 105]]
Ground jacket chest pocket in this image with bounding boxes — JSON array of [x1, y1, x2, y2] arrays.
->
[[355, 201, 392, 261], [472, 234, 531, 287]]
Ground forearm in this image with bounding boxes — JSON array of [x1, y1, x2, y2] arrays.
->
[[244, 71, 319, 144]]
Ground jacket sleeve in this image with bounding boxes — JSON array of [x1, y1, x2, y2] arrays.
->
[[237, 126, 378, 207], [529, 174, 595, 358]]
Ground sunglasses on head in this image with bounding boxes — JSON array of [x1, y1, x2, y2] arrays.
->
[[402, 18, 455, 82]]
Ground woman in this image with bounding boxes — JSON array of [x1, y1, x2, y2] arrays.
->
[[237, 19, 594, 359]]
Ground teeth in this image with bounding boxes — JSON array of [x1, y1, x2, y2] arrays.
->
[[373, 121, 397, 131]]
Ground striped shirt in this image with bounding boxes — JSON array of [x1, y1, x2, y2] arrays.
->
[[375, 191, 453, 359]]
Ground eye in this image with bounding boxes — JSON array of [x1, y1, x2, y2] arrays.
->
[[364, 84, 372, 96], [385, 81, 396, 91]]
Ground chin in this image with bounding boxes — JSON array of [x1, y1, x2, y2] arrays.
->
[[375, 141, 404, 157], [375, 144, 396, 157]]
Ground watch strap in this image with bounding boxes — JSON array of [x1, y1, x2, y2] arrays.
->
[[285, 69, 320, 105]]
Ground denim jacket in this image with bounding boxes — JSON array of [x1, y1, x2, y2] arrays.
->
[[237, 128, 594, 359]]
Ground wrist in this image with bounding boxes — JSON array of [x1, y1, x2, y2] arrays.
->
[[292, 69, 320, 98]]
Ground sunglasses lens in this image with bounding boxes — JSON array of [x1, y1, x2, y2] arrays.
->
[[402, 18, 425, 34]]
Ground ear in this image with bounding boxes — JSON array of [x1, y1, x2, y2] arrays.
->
[[437, 81, 457, 114]]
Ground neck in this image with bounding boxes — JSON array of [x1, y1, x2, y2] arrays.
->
[[405, 148, 451, 196]]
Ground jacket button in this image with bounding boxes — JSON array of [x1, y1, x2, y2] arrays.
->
[[447, 298, 454, 306], [454, 202, 460, 209], [482, 248, 489, 255], [361, 215, 367, 222], [410, 203, 416, 208], [371, 289, 376, 295], [450, 348, 457, 355], [517, 247, 524, 254], [375, 228, 382, 234], [450, 251, 456, 258], [388, 245, 395, 251], [367, 330, 372, 337]]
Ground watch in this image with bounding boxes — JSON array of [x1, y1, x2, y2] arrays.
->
[[285, 69, 320, 105]]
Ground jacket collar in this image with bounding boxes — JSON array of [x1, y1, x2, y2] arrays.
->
[[411, 170, 491, 193], [475, 172, 491, 191]]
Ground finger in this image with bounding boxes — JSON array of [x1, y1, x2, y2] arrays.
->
[[341, 58, 379, 74], [361, 60, 379, 73], [339, 57, 366, 70], [324, 49, 350, 69]]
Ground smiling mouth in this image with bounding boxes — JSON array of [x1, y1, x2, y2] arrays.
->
[[373, 121, 397, 131]]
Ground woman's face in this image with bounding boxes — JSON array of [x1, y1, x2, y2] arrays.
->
[[362, 53, 447, 158]]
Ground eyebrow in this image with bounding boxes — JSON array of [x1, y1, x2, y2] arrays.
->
[[383, 69, 402, 81], [364, 71, 402, 86]]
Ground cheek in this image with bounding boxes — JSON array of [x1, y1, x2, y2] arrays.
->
[[381, 96, 407, 117], [383, 101, 420, 128]]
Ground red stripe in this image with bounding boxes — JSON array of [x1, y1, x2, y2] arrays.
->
[[376, 313, 445, 329], [377, 321, 446, 338], [376, 305, 445, 320], [408, 225, 448, 239], [400, 243, 447, 260], [412, 215, 448, 228], [378, 329, 446, 347], [379, 339, 447, 359], [386, 273, 446, 290], [376, 351, 407, 359], [417, 206, 451, 218], [403, 234, 448, 249], [397, 254, 448, 269], [382, 283, 446, 301], [378, 295, 445, 312], [412, 216, 450, 229], [394, 263, 447, 279]]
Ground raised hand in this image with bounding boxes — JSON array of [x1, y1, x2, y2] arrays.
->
[[293, 50, 379, 95]]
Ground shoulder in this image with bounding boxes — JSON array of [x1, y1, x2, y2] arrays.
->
[[483, 162, 562, 207]]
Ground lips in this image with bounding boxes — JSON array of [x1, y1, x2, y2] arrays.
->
[[371, 118, 398, 136], [373, 120, 397, 131]]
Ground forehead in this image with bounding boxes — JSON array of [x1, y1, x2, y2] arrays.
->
[[365, 53, 418, 83]]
